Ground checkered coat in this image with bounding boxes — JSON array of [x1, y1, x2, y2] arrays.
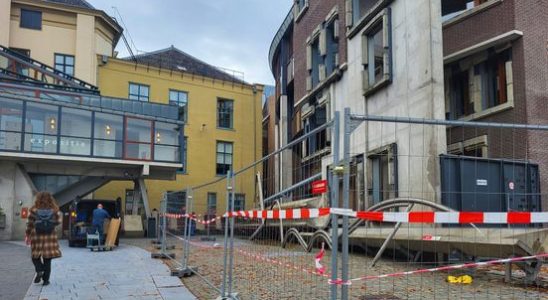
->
[[25, 208, 62, 259]]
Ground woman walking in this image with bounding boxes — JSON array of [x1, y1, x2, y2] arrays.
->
[[25, 192, 62, 286]]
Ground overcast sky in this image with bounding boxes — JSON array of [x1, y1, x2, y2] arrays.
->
[[89, 0, 292, 84]]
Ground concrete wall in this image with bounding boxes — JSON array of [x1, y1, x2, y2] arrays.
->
[[0, 161, 35, 240], [333, 0, 446, 203], [0, 0, 11, 45]]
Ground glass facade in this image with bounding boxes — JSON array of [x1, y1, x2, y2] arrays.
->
[[0, 97, 183, 163]]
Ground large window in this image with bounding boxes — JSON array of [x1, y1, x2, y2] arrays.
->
[[362, 9, 392, 95], [154, 122, 180, 163], [217, 98, 233, 129], [60, 107, 91, 155], [9, 48, 30, 77], [302, 101, 329, 157], [367, 144, 397, 205], [216, 141, 233, 176], [230, 194, 245, 211], [94, 112, 123, 158], [169, 90, 188, 122], [24, 102, 59, 153], [129, 83, 149, 102], [20, 9, 42, 30], [54, 54, 75, 76], [125, 118, 152, 160], [0, 99, 23, 151], [445, 48, 512, 120]]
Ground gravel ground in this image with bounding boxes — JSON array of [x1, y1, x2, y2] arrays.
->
[[123, 236, 548, 300]]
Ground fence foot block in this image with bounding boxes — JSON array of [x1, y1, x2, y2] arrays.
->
[[171, 266, 197, 277], [154, 245, 176, 250], [200, 236, 216, 241], [215, 293, 239, 300], [151, 252, 176, 259], [151, 240, 162, 245]]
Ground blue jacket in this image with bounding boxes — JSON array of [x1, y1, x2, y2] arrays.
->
[[92, 208, 111, 226]]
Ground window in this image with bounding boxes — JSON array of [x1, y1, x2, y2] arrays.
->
[[294, 0, 309, 21], [24, 102, 59, 153], [154, 122, 180, 163], [302, 101, 329, 157], [125, 118, 152, 160], [0, 99, 23, 151], [9, 48, 30, 77], [229, 194, 245, 211], [128, 83, 149, 102], [352, 0, 379, 23], [20, 9, 42, 30], [54, 54, 75, 76], [217, 99, 233, 129], [180, 137, 187, 173], [362, 9, 392, 95], [306, 17, 339, 91], [441, 0, 490, 22], [448, 136, 488, 158], [59, 107, 91, 156], [94, 113, 123, 158], [207, 193, 217, 214], [445, 48, 512, 120], [169, 90, 188, 122], [367, 144, 397, 205], [216, 141, 233, 176]]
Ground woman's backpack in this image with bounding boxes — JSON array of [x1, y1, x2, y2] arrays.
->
[[34, 209, 56, 234]]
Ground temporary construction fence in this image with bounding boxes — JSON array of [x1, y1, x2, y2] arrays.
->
[[152, 109, 548, 300]]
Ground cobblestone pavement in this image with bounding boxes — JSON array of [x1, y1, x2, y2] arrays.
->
[[0, 241, 35, 300], [131, 236, 548, 300], [23, 240, 196, 300]]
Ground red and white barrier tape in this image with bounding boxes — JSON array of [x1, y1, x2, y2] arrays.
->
[[236, 248, 330, 278], [164, 209, 548, 224], [163, 213, 221, 225], [328, 253, 548, 285]]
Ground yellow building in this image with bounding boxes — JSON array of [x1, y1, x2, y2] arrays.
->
[[0, 0, 122, 85], [94, 47, 263, 215], [1, 0, 263, 217]]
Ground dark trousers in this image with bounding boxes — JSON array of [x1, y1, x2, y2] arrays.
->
[[93, 223, 104, 244], [32, 257, 52, 281]]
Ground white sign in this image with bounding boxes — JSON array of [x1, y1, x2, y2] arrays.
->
[[509, 182, 515, 190], [30, 138, 87, 148], [476, 179, 488, 186]]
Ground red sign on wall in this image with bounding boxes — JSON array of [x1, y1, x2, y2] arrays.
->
[[311, 180, 328, 194], [21, 207, 29, 219]]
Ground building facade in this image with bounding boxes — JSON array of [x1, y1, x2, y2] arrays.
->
[[268, 0, 444, 209], [0, 0, 122, 85], [93, 48, 263, 215], [441, 0, 548, 211]]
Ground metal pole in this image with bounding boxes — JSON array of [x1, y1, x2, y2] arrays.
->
[[220, 170, 232, 298], [183, 189, 193, 268], [228, 170, 236, 296], [161, 196, 167, 255], [330, 111, 340, 300], [341, 108, 351, 300]]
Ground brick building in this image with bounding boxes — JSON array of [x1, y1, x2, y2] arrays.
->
[[442, 0, 548, 211]]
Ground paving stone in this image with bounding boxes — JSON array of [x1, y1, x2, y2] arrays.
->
[[158, 287, 197, 300], [152, 275, 184, 288]]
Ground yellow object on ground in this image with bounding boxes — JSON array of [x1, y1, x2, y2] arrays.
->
[[447, 275, 473, 284]]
